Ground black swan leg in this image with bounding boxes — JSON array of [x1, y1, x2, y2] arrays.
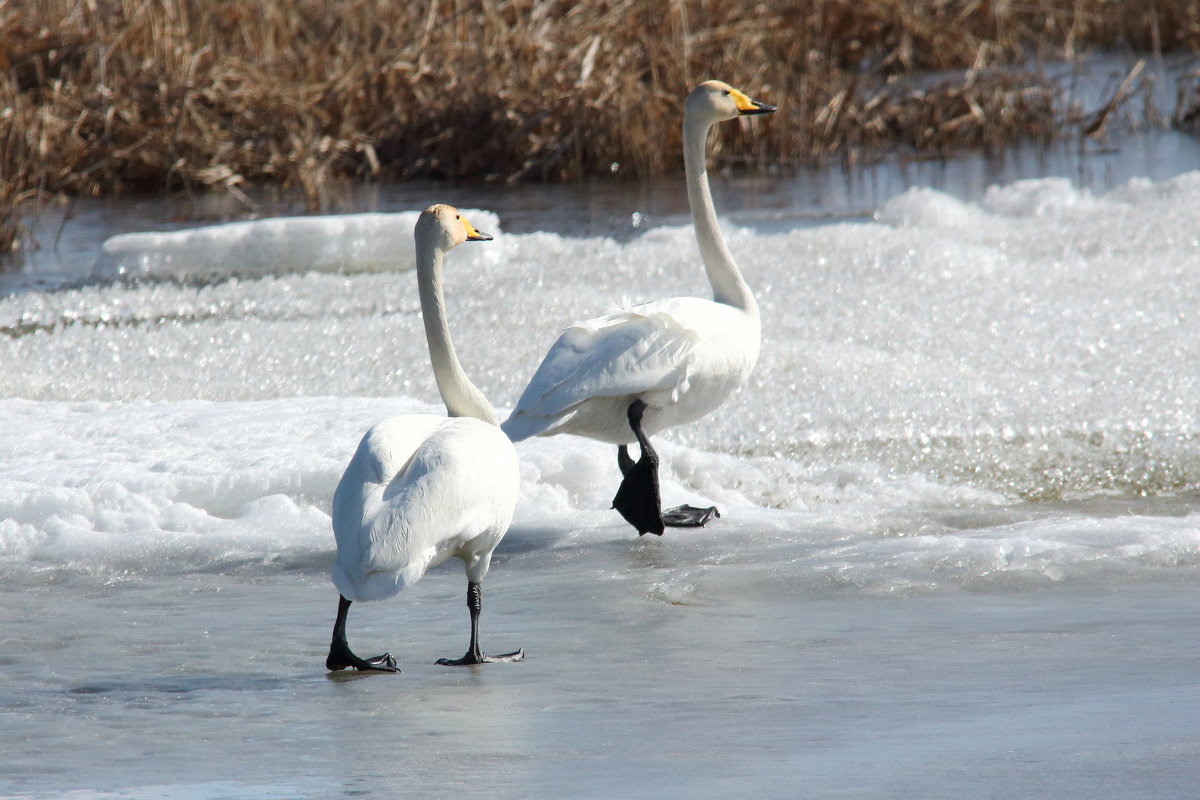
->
[[326, 595, 400, 673], [612, 400, 666, 536], [436, 582, 524, 666], [612, 401, 720, 533]]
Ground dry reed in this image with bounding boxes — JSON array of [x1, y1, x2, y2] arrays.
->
[[2, 0, 1198, 250]]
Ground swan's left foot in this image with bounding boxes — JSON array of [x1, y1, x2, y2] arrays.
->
[[326, 595, 400, 673], [436, 648, 524, 666], [662, 504, 720, 527], [326, 639, 400, 673]]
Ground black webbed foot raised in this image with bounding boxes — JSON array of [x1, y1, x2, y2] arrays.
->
[[613, 401, 667, 535], [612, 455, 665, 536]]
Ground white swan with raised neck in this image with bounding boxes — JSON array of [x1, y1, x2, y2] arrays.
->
[[326, 204, 522, 672], [502, 81, 775, 535]]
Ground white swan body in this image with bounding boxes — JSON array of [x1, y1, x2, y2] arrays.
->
[[331, 413, 517, 602], [326, 204, 521, 671], [503, 81, 770, 449], [501, 295, 758, 444]]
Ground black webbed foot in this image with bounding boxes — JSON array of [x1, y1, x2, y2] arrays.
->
[[612, 455, 665, 536], [661, 504, 720, 528], [613, 401, 667, 535], [326, 639, 400, 673], [436, 648, 524, 666], [361, 652, 400, 671]]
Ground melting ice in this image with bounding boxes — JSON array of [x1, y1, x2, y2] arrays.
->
[[1, 173, 1198, 799], [3, 174, 1199, 584]]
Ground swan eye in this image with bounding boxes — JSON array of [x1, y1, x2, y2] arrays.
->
[[722, 89, 732, 96]]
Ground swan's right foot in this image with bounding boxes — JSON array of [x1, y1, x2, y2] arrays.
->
[[612, 400, 666, 535], [613, 456, 665, 536], [326, 639, 400, 673], [617, 445, 636, 476], [436, 647, 525, 666]]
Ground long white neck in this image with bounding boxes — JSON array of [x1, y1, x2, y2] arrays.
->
[[414, 237, 499, 426], [683, 112, 758, 316]]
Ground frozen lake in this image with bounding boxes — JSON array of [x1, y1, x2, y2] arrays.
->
[[2, 133, 1199, 798], [3, 569, 1197, 799]]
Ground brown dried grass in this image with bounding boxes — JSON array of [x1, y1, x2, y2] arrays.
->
[[2, 0, 1198, 250]]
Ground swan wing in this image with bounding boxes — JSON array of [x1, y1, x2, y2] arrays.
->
[[332, 416, 517, 600], [504, 304, 700, 440]]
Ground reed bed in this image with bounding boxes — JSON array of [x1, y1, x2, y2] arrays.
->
[[2, 0, 1199, 249]]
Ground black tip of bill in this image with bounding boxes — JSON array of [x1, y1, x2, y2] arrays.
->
[[741, 100, 777, 116]]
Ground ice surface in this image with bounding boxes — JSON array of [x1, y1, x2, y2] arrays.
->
[[3, 173, 1198, 501], [2, 174, 1198, 798], [1, 568, 1196, 799]]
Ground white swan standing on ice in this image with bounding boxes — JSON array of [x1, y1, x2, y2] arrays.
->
[[502, 80, 775, 536], [326, 204, 522, 673]]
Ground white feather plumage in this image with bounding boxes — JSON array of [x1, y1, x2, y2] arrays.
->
[[325, 204, 521, 671], [502, 296, 757, 444], [332, 414, 518, 602], [503, 81, 771, 449]]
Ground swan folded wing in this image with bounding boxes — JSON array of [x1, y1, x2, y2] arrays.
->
[[331, 416, 498, 594], [362, 422, 513, 583], [332, 417, 434, 538], [505, 309, 699, 437], [358, 415, 446, 486]]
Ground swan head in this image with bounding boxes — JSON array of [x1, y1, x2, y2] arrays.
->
[[686, 80, 776, 125], [416, 204, 493, 253]]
